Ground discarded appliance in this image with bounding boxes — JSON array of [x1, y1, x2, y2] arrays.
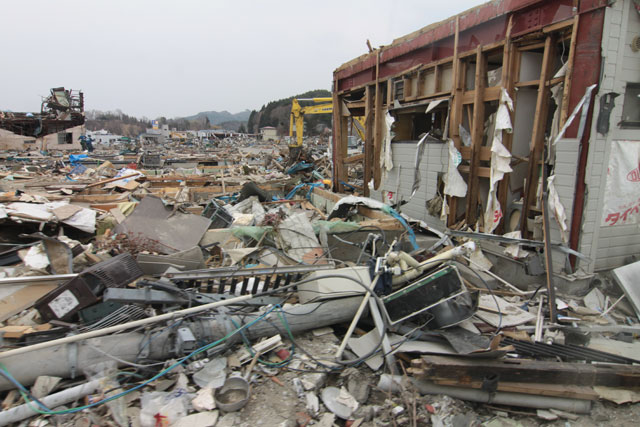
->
[[34, 253, 143, 321], [382, 265, 477, 328]]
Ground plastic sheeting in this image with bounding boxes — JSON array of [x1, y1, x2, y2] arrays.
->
[[547, 175, 569, 243], [484, 88, 514, 234], [380, 112, 395, 186]]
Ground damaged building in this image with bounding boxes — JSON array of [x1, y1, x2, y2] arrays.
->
[[331, 0, 640, 275], [1, 2, 640, 426], [0, 88, 85, 151]]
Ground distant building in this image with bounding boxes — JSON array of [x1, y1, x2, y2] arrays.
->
[[0, 125, 84, 151], [260, 126, 278, 142], [87, 129, 123, 145]]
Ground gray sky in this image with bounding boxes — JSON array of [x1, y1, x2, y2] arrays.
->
[[2, 0, 483, 119]]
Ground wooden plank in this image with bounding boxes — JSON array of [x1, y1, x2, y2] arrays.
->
[[417, 355, 640, 388], [560, 15, 579, 127], [0, 285, 58, 323], [465, 46, 487, 225], [71, 194, 130, 203], [459, 146, 491, 161], [343, 153, 365, 164], [520, 35, 555, 235], [542, 17, 575, 34], [372, 51, 384, 190], [461, 86, 501, 104], [515, 79, 540, 87], [497, 17, 516, 234], [333, 89, 348, 192], [432, 379, 599, 400], [458, 165, 491, 178], [312, 186, 343, 203], [447, 17, 461, 227], [364, 85, 374, 197]]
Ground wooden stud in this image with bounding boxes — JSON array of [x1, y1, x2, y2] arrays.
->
[[520, 35, 556, 235], [465, 46, 487, 225], [560, 15, 579, 127], [372, 51, 383, 189], [447, 16, 461, 227], [496, 16, 516, 234], [364, 85, 375, 196]]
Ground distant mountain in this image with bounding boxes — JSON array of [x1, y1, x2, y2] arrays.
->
[[182, 110, 251, 126]]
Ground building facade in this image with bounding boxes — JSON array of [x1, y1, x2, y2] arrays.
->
[[331, 0, 640, 273]]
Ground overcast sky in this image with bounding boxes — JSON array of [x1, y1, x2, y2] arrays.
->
[[1, 0, 484, 119]]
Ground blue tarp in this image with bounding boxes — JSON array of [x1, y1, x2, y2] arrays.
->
[[69, 154, 88, 165]]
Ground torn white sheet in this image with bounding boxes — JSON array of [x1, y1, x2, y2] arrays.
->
[[484, 88, 514, 233], [63, 207, 96, 233], [22, 244, 50, 270], [6, 201, 96, 233], [224, 248, 259, 265], [547, 175, 569, 243], [459, 124, 471, 147], [470, 247, 493, 271], [380, 111, 395, 186], [443, 139, 467, 198], [425, 98, 445, 114], [6, 202, 56, 221], [0, 206, 7, 219], [503, 231, 526, 258], [552, 84, 596, 145], [103, 168, 144, 189], [476, 294, 536, 327]]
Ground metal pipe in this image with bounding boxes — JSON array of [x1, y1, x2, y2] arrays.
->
[[378, 375, 591, 414], [0, 294, 253, 360], [0, 379, 102, 426], [0, 273, 77, 285], [0, 297, 366, 390]]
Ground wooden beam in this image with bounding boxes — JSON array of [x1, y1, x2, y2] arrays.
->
[[431, 379, 599, 401], [343, 153, 365, 164], [465, 46, 487, 225], [333, 89, 348, 192], [416, 355, 640, 388], [497, 16, 516, 234], [373, 50, 383, 189], [363, 85, 374, 196], [520, 35, 556, 235], [560, 15, 579, 127], [447, 16, 461, 227]]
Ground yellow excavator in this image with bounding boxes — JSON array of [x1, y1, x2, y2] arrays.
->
[[289, 97, 365, 160]]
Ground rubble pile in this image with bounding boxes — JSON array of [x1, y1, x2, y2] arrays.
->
[[0, 142, 639, 426]]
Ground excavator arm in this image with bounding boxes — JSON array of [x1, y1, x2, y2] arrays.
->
[[289, 98, 333, 149]]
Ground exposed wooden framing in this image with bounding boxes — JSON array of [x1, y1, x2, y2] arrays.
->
[[515, 79, 541, 87], [343, 153, 365, 164], [465, 45, 487, 224], [520, 35, 556, 235], [333, 83, 348, 192], [560, 15, 579, 127], [542, 17, 575, 33], [447, 16, 461, 227], [363, 85, 374, 196], [496, 15, 516, 234], [462, 86, 501, 103], [517, 41, 547, 51], [434, 64, 441, 93], [372, 50, 383, 189]]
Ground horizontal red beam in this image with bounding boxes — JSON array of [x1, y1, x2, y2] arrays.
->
[[334, 0, 598, 91]]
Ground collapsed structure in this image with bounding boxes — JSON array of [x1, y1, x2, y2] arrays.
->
[[331, 0, 640, 275], [0, 2, 639, 426]]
